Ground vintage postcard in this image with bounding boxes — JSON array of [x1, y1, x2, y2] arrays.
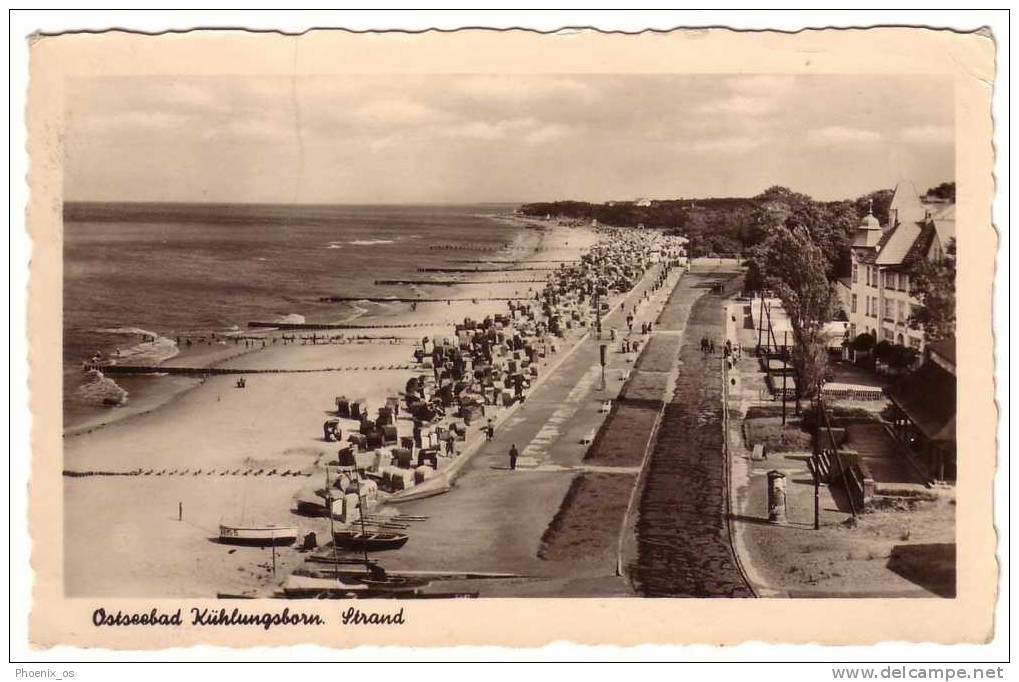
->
[[24, 26, 997, 650]]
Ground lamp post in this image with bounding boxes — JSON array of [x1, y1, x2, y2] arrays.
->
[[812, 379, 825, 531]]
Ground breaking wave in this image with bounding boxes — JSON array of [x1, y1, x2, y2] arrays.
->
[[76, 369, 128, 407], [92, 327, 179, 366]]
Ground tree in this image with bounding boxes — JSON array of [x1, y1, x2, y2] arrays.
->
[[758, 226, 839, 407], [926, 181, 956, 202], [908, 238, 956, 342]]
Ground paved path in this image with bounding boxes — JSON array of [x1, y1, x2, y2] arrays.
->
[[627, 269, 755, 598], [381, 263, 685, 593]]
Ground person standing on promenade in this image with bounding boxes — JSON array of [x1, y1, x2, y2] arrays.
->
[[509, 444, 518, 470], [486, 419, 495, 441]]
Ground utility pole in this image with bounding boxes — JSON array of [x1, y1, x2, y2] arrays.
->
[[757, 292, 765, 350], [813, 388, 822, 531], [781, 331, 788, 426]]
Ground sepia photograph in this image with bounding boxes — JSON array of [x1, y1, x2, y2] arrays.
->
[[16, 17, 1001, 655], [60, 72, 960, 601]]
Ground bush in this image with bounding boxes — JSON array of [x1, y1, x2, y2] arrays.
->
[[802, 405, 878, 430], [744, 418, 812, 452], [850, 333, 876, 352], [874, 340, 894, 362]]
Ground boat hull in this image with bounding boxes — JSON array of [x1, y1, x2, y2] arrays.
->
[[219, 524, 298, 547], [332, 531, 409, 552]]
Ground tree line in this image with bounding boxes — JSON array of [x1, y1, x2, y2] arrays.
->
[[522, 181, 955, 403]]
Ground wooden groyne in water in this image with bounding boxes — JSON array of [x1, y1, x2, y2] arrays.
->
[[447, 258, 578, 264], [375, 278, 546, 286], [316, 295, 532, 303], [247, 321, 436, 330], [93, 363, 417, 376], [415, 266, 558, 273]]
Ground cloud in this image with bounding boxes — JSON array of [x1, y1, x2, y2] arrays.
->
[[451, 76, 599, 103], [706, 95, 783, 116], [806, 126, 882, 145], [522, 123, 573, 146], [900, 124, 954, 144], [727, 76, 797, 98], [444, 119, 527, 141], [697, 76, 798, 118], [689, 136, 763, 154], [350, 98, 444, 126]]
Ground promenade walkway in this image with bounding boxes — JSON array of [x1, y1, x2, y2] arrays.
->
[[381, 262, 685, 595], [626, 268, 755, 598]]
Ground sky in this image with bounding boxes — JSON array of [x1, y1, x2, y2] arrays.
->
[[64, 74, 954, 204]]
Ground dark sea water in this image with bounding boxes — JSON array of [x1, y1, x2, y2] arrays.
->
[[63, 203, 522, 429]]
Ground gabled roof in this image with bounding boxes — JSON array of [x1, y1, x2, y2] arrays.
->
[[894, 223, 938, 271], [875, 221, 923, 266], [887, 180, 927, 228]]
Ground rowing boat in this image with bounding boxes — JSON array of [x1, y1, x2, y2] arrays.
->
[[332, 530, 409, 551]]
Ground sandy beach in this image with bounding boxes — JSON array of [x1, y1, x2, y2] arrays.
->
[[63, 220, 604, 597]]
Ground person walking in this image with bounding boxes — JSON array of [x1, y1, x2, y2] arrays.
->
[[412, 420, 423, 450], [486, 419, 495, 441], [509, 444, 519, 470], [446, 433, 456, 457]]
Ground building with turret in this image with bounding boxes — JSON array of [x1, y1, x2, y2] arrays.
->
[[847, 181, 955, 352]]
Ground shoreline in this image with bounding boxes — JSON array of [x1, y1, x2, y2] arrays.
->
[[63, 221, 602, 597], [62, 212, 551, 438]]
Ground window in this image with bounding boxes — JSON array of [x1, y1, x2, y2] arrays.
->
[[884, 298, 894, 320], [850, 323, 857, 337], [883, 328, 895, 341], [898, 300, 907, 324], [851, 294, 857, 314], [889, 272, 898, 290], [851, 263, 858, 284], [901, 274, 910, 293]]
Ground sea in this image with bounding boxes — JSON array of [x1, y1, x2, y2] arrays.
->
[[63, 202, 524, 430]]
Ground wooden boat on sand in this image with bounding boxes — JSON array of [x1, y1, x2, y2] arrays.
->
[[219, 523, 298, 546], [332, 529, 409, 551]]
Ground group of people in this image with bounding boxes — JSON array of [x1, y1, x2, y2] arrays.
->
[[403, 229, 689, 476], [700, 336, 743, 361]]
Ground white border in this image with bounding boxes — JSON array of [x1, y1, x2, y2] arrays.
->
[[6, 9, 1010, 668]]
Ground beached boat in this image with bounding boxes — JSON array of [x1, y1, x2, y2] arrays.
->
[[218, 523, 298, 546], [332, 529, 409, 551]]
